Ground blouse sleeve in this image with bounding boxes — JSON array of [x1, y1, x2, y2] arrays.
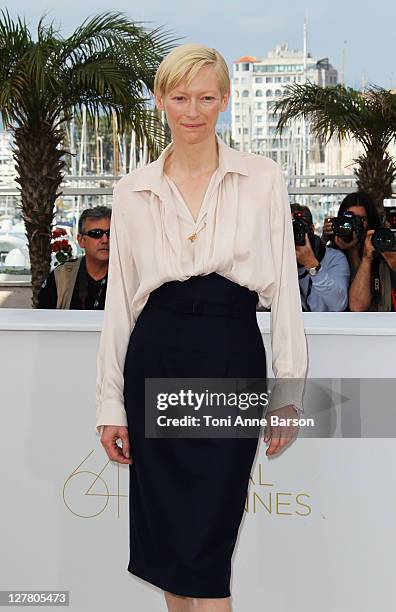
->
[[95, 181, 139, 435], [267, 164, 308, 413]]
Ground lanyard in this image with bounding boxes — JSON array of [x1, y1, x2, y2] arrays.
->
[[93, 277, 107, 309]]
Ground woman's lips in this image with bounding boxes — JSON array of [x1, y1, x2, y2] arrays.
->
[[182, 123, 204, 128]]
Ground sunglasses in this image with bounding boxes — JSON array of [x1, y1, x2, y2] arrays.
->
[[81, 229, 110, 239]]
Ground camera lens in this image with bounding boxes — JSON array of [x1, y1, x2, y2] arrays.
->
[[372, 228, 396, 252]]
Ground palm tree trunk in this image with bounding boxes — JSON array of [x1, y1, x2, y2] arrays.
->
[[13, 121, 66, 307], [354, 149, 396, 220]]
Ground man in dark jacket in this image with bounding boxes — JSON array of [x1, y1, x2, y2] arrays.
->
[[38, 206, 111, 309]]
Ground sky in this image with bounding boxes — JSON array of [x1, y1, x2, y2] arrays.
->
[[5, 0, 396, 88], [3, 0, 396, 124]]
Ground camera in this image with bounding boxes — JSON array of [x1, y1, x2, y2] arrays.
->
[[292, 211, 313, 246], [371, 203, 396, 253], [331, 211, 365, 244]]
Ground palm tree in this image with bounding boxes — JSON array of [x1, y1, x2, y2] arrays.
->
[[0, 10, 177, 306], [275, 83, 396, 217]]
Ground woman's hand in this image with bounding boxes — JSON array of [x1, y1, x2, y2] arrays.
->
[[100, 425, 133, 465], [363, 229, 376, 261], [263, 405, 300, 457], [334, 231, 359, 252]]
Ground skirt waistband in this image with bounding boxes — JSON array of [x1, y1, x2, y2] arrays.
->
[[145, 273, 258, 318]]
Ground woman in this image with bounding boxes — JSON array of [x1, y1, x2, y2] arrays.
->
[[321, 191, 381, 277], [95, 44, 307, 611]]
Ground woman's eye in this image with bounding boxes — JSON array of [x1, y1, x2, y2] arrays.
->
[[203, 97, 215, 101]]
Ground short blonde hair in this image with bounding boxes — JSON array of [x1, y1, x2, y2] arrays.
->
[[154, 43, 230, 97]]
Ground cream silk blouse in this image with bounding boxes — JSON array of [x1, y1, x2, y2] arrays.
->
[[95, 135, 308, 435]]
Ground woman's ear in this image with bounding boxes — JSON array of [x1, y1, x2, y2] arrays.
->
[[155, 92, 164, 111], [220, 90, 230, 112]]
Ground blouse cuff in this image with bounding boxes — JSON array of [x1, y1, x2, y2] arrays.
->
[[95, 400, 128, 435], [266, 377, 305, 414]]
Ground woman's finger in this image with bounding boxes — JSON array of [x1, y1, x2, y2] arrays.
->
[[263, 422, 272, 443], [266, 426, 281, 456]]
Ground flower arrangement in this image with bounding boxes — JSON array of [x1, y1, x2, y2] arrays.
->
[[51, 227, 73, 266]]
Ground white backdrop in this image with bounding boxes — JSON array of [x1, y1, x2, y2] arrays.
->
[[0, 310, 395, 612]]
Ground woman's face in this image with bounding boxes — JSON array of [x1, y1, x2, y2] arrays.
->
[[346, 205, 369, 233], [155, 65, 229, 145]]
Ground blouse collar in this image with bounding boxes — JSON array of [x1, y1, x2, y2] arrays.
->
[[129, 133, 249, 198]]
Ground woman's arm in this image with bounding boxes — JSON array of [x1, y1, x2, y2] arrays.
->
[[95, 181, 140, 435], [267, 165, 308, 413], [348, 230, 375, 312]]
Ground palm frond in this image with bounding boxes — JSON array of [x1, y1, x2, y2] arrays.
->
[[0, 10, 178, 136], [275, 82, 396, 154], [275, 83, 368, 146]]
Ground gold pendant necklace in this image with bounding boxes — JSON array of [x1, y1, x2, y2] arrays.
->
[[187, 221, 206, 243]]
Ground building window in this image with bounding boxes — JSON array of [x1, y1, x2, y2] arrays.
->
[[235, 115, 240, 122], [235, 64, 239, 71], [255, 90, 263, 97], [284, 76, 291, 82], [266, 77, 273, 83], [256, 116, 262, 123], [275, 76, 282, 83], [266, 89, 273, 97], [234, 102, 240, 109], [275, 89, 282, 97], [255, 77, 263, 83], [256, 128, 263, 136], [242, 63, 250, 71], [255, 102, 263, 110], [242, 90, 249, 97]]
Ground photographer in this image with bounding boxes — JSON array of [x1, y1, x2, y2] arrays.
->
[[350, 209, 396, 311], [291, 204, 350, 311], [322, 192, 395, 311], [321, 192, 380, 277]]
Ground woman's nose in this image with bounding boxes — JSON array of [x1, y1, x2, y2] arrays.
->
[[186, 100, 199, 116]]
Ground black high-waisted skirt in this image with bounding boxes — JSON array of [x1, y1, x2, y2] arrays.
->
[[123, 273, 267, 598]]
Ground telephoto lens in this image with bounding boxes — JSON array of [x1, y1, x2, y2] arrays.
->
[[371, 206, 396, 253]]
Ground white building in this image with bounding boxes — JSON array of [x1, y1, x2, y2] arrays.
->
[[231, 43, 338, 175], [0, 130, 16, 187]]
